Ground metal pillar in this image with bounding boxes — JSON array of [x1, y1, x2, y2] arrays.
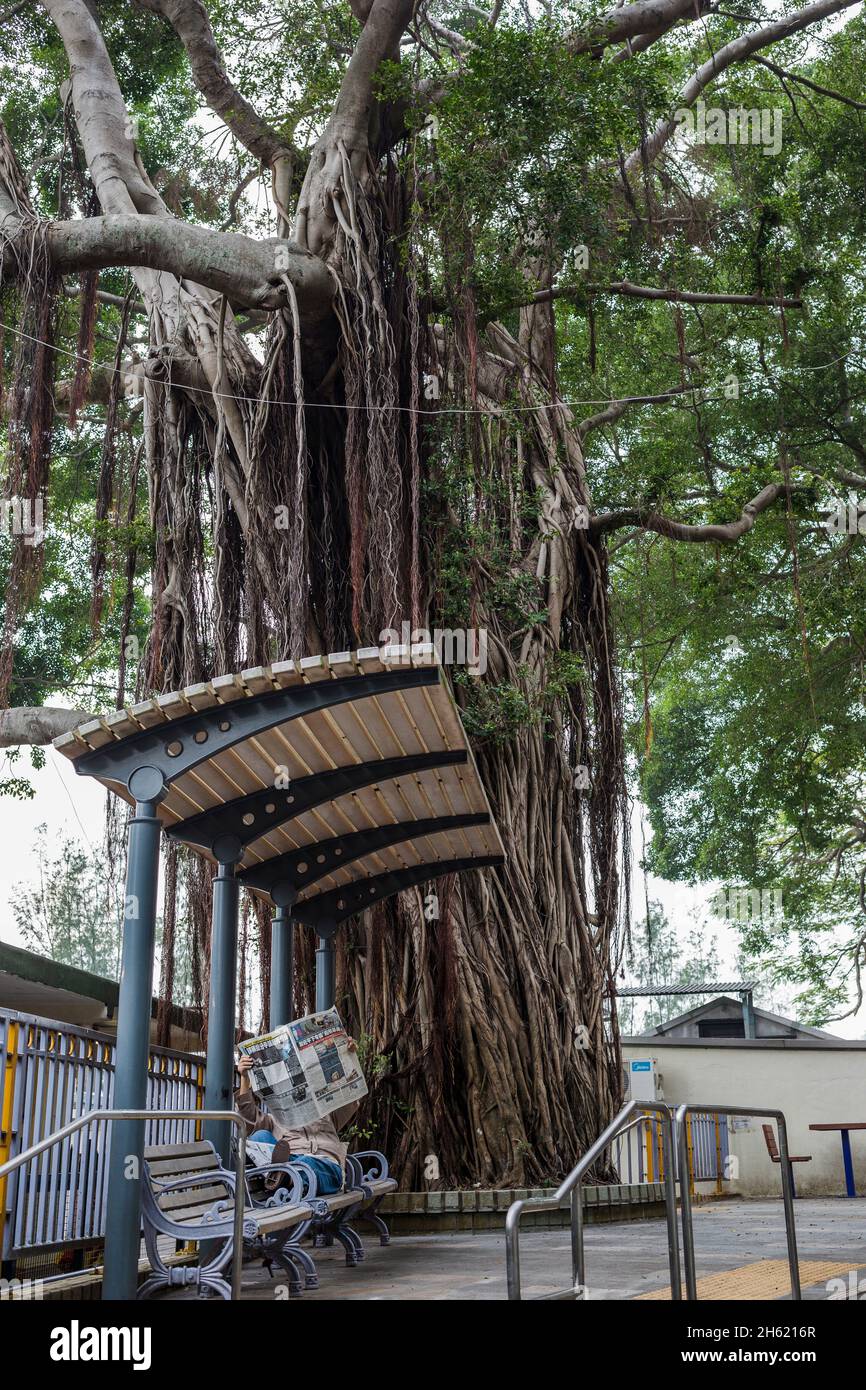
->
[[270, 904, 295, 1028], [315, 930, 336, 1011], [103, 794, 163, 1301], [204, 861, 240, 1163], [742, 989, 756, 1039]]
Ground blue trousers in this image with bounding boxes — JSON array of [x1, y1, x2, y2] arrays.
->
[[248, 1130, 342, 1194]]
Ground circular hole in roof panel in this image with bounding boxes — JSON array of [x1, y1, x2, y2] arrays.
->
[[242, 813, 255, 826], [218, 719, 231, 733], [193, 729, 208, 744], [166, 740, 183, 758]]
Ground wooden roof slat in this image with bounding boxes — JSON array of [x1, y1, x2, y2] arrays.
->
[[75, 717, 116, 750], [128, 699, 168, 729], [240, 666, 279, 696]]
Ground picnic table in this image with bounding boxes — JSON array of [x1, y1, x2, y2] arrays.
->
[[809, 1122, 866, 1198]]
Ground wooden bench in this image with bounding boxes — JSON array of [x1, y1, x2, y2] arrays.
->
[[246, 1158, 367, 1267], [762, 1124, 811, 1197], [140, 1139, 316, 1299], [246, 1149, 397, 1261]]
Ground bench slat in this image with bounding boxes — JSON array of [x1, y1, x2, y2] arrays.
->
[[149, 1154, 222, 1177], [144, 1141, 214, 1161], [159, 1183, 231, 1213]]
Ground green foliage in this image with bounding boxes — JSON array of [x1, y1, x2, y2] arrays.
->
[[621, 901, 721, 1033], [12, 823, 124, 978]]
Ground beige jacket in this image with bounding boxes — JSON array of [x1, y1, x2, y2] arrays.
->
[[235, 1085, 359, 1170]]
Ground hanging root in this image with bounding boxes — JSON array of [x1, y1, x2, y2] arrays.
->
[[0, 217, 59, 706]]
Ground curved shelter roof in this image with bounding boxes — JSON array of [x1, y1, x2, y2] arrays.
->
[[53, 645, 505, 930]]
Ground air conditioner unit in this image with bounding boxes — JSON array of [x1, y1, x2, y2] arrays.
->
[[625, 1056, 663, 1102]]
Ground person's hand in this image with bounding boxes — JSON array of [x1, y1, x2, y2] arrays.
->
[[346, 1037, 358, 1053], [237, 1054, 254, 1092]]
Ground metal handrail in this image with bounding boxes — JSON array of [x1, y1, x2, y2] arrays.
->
[[505, 1099, 681, 1300], [675, 1103, 800, 1301], [0, 1108, 247, 1301]]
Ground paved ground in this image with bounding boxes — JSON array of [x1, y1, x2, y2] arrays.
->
[[169, 1198, 866, 1301]]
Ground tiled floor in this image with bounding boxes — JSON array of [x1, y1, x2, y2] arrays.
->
[[158, 1197, 866, 1301]]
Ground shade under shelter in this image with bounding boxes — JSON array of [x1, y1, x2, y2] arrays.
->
[[53, 643, 505, 1300]]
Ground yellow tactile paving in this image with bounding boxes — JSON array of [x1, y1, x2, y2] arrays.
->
[[637, 1259, 855, 1301]]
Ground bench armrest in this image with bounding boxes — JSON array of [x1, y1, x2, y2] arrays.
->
[[348, 1150, 391, 1184], [146, 1169, 237, 1230], [150, 1168, 236, 1197], [246, 1162, 309, 1204]]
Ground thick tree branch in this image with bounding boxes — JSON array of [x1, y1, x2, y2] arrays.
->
[[590, 481, 786, 541], [0, 707, 91, 748], [624, 0, 862, 174], [133, 0, 297, 227], [0, 212, 333, 316], [569, 0, 714, 55], [495, 281, 802, 316], [40, 0, 163, 216], [578, 385, 699, 438], [295, 0, 417, 251]]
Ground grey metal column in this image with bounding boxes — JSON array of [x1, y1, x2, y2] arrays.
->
[[315, 928, 336, 1011], [103, 784, 163, 1301], [742, 989, 756, 1039], [204, 861, 240, 1163], [270, 904, 295, 1028]]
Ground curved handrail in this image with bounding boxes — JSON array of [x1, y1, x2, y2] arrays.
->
[[675, 1102, 800, 1300], [0, 1107, 247, 1301], [505, 1099, 680, 1300]]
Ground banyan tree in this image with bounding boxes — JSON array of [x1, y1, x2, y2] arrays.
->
[[0, 0, 858, 1185]]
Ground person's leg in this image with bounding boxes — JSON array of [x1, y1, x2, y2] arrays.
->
[[248, 1129, 278, 1145], [292, 1156, 342, 1193]]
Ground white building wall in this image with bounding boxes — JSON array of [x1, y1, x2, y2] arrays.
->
[[622, 1041, 866, 1197]]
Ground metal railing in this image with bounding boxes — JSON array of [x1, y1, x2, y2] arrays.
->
[[506, 1099, 801, 1302], [611, 1108, 727, 1188], [675, 1103, 800, 1300], [0, 1010, 205, 1258], [0, 1108, 247, 1300], [505, 1100, 681, 1300]]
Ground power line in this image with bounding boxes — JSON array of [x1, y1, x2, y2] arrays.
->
[[2, 316, 859, 420], [0, 315, 818, 419]]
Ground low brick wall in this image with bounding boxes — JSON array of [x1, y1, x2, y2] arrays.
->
[[379, 1181, 667, 1234]]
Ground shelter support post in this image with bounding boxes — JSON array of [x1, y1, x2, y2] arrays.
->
[[103, 793, 163, 1301], [315, 928, 336, 1011], [270, 904, 295, 1028], [204, 861, 240, 1163]]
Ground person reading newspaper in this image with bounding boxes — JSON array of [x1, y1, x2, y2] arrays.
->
[[236, 1038, 360, 1195]]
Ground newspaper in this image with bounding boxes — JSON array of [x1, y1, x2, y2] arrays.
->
[[238, 1008, 367, 1131]]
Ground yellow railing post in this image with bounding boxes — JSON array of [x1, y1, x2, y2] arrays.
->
[[644, 1114, 654, 1182], [0, 1022, 20, 1260]]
